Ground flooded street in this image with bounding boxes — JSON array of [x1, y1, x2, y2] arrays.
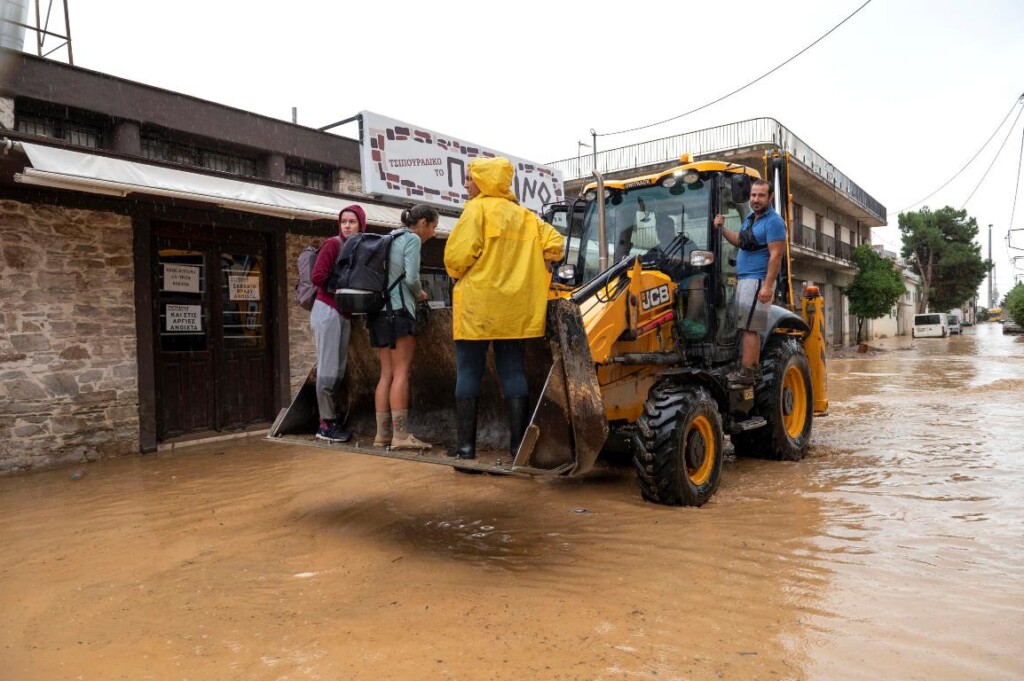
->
[[1, 323, 1021, 680]]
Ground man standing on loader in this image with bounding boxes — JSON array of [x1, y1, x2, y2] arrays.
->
[[713, 179, 786, 386]]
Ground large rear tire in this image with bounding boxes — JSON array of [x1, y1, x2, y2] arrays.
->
[[633, 384, 724, 507], [732, 337, 813, 461]]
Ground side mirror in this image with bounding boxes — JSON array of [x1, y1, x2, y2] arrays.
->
[[731, 174, 751, 204]]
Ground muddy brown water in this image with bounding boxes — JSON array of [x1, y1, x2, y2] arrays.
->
[[2, 324, 1022, 680]]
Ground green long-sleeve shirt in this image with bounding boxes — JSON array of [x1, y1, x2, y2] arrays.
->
[[385, 229, 423, 316]]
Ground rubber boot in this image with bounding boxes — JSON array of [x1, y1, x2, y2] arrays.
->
[[448, 397, 478, 460], [507, 396, 530, 460]]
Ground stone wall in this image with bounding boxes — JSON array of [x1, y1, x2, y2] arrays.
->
[[331, 169, 363, 196], [0, 96, 14, 129], [285, 233, 318, 396], [0, 200, 139, 474]]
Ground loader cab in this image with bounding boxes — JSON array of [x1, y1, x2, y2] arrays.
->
[[557, 166, 757, 363]]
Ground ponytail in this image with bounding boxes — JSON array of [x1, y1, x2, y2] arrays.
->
[[401, 204, 439, 228]]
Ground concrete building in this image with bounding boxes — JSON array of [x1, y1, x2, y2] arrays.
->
[[868, 246, 921, 339], [549, 118, 888, 347]]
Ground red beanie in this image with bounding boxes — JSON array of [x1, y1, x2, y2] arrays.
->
[[339, 204, 367, 233]]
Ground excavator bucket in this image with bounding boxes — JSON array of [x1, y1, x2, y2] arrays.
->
[[269, 299, 608, 476]]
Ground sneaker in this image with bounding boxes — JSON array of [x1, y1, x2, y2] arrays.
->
[[726, 365, 760, 387], [316, 422, 351, 443]]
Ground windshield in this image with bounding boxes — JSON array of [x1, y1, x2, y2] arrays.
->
[[915, 315, 941, 325], [576, 182, 712, 283]]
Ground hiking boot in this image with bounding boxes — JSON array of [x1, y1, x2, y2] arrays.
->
[[390, 434, 432, 451], [316, 421, 352, 443], [726, 365, 760, 388]]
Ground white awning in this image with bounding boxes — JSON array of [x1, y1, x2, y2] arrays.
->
[[13, 141, 458, 234]]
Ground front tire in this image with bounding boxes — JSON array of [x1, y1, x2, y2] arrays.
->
[[732, 337, 813, 461], [633, 384, 724, 507]]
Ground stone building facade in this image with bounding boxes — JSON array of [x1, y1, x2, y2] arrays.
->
[[1, 200, 139, 470]]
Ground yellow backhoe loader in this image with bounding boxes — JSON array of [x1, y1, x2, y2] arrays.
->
[[269, 150, 828, 506]]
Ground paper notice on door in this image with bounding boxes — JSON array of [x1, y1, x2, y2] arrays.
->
[[166, 304, 203, 332], [229, 275, 260, 301], [163, 264, 201, 293]]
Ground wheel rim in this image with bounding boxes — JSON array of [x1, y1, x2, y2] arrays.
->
[[782, 365, 808, 438], [685, 415, 716, 486]]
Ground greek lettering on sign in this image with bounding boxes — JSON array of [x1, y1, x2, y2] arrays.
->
[[163, 264, 200, 293], [229, 275, 260, 301], [166, 304, 202, 332]]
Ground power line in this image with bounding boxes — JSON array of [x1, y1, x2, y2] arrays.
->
[[891, 94, 1024, 216], [595, 0, 874, 138], [960, 102, 1024, 210], [1008, 117, 1024, 236]]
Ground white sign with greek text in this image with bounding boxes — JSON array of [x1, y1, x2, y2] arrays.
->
[[163, 264, 201, 293], [229, 275, 260, 301], [166, 304, 202, 332], [359, 111, 564, 214]]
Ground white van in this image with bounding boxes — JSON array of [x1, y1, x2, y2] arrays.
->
[[913, 313, 948, 338], [947, 312, 962, 335]]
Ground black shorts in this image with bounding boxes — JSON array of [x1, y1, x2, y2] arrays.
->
[[368, 311, 417, 348]]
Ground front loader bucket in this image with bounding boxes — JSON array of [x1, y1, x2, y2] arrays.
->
[[271, 300, 607, 476], [514, 298, 608, 475]]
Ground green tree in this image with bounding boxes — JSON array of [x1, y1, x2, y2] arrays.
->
[[846, 244, 906, 342], [1005, 283, 1024, 326], [898, 206, 991, 313]]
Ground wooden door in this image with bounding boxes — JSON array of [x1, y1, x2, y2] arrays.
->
[[153, 223, 273, 440], [215, 248, 271, 429]]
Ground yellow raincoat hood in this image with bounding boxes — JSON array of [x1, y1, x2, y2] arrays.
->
[[444, 158, 565, 340], [468, 157, 517, 201]]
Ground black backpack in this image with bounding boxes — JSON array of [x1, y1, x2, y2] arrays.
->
[[328, 230, 408, 315]]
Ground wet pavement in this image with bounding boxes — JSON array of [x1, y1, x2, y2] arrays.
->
[[1, 323, 1021, 680]]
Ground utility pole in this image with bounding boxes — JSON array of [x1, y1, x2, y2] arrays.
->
[[988, 223, 993, 308]]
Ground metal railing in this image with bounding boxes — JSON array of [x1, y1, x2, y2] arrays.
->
[[793, 224, 854, 263], [547, 117, 886, 223]]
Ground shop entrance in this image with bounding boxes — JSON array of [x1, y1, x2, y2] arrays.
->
[[152, 222, 273, 440]]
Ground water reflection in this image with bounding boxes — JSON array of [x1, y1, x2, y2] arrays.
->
[[805, 323, 1024, 680]]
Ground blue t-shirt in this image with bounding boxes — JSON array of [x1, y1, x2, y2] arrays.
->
[[735, 206, 787, 280]]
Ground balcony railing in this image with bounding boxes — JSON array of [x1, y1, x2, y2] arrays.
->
[[792, 224, 854, 263], [547, 117, 886, 223]]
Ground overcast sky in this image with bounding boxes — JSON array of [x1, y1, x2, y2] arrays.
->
[[27, 0, 1024, 299]]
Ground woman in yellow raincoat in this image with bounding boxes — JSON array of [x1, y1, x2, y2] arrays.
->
[[443, 157, 565, 460]]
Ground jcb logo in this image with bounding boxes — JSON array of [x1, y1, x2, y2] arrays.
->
[[640, 284, 671, 311]]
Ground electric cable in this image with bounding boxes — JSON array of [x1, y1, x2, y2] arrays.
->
[[960, 102, 1024, 210], [892, 94, 1024, 216], [595, 0, 874, 138], [1006, 119, 1024, 250]]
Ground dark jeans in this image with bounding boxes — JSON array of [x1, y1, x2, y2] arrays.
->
[[455, 339, 528, 399]]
